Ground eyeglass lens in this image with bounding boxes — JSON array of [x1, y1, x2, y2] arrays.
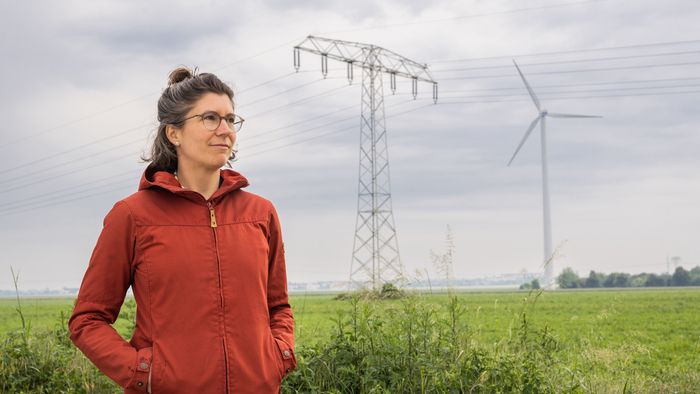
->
[[201, 113, 243, 132]]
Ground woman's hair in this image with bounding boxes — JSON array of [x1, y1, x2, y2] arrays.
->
[[143, 66, 236, 172]]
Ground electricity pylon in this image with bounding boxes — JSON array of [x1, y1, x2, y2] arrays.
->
[[294, 35, 437, 290]]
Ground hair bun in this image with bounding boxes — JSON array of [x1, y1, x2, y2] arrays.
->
[[167, 67, 195, 86]]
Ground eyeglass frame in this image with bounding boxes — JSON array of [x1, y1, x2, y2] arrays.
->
[[179, 111, 245, 132]]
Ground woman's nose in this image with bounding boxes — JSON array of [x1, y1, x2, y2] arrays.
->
[[214, 123, 235, 136]]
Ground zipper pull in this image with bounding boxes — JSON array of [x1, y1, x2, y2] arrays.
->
[[207, 202, 218, 228]]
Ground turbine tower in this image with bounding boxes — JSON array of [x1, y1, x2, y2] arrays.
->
[[294, 36, 437, 290], [508, 59, 601, 288]]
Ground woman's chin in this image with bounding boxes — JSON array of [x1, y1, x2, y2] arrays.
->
[[209, 155, 230, 168]]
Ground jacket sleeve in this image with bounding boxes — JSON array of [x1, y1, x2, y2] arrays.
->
[[266, 203, 297, 377], [68, 201, 152, 392]]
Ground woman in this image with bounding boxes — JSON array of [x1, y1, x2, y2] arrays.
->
[[69, 67, 296, 394]]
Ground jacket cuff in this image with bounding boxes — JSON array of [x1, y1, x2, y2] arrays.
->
[[274, 338, 297, 376], [126, 346, 153, 392]]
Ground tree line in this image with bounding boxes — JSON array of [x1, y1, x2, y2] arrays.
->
[[556, 265, 700, 289]]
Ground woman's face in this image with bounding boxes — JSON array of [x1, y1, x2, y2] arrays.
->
[[167, 92, 237, 173]]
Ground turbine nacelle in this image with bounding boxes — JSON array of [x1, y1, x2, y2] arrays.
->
[[508, 60, 602, 165]]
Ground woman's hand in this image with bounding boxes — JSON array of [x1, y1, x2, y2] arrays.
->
[[147, 368, 152, 393]]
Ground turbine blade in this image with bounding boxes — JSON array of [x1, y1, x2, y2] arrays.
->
[[507, 116, 541, 166], [547, 112, 602, 119], [513, 59, 541, 112]]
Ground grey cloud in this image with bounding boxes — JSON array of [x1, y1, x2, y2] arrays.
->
[[2, 0, 700, 290], [61, 4, 238, 56]]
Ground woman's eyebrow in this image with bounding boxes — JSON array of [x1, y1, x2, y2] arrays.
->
[[202, 110, 235, 116]]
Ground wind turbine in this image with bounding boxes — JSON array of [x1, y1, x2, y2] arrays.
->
[[508, 59, 601, 288]]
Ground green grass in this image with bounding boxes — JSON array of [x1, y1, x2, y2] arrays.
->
[[290, 288, 700, 392], [2, 288, 699, 392], [0, 297, 132, 336]]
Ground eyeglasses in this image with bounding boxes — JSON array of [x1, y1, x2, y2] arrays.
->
[[181, 111, 245, 132]]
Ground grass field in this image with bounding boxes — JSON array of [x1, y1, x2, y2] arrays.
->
[[2, 288, 699, 392], [293, 288, 700, 391]]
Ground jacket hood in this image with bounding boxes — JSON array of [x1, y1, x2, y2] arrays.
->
[[138, 164, 250, 202]]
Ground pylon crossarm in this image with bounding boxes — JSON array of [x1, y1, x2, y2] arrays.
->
[[295, 36, 436, 84]]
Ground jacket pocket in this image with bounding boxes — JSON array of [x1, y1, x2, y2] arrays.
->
[[150, 345, 157, 393], [151, 342, 170, 393], [268, 332, 285, 381], [125, 346, 153, 393], [271, 335, 297, 379]]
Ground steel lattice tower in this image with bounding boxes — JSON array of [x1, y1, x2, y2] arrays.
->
[[294, 36, 437, 290]]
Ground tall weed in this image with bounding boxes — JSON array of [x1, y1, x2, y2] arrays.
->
[[1, 268, 120, 393], [283, 292, 583, 393]]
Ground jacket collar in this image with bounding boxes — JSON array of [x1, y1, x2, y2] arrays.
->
[[138, 164, 250, 203]]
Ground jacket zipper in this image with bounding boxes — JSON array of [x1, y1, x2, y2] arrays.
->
[[208, 201, 230, 393]]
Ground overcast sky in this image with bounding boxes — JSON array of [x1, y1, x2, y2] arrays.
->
[[1, 0, 698, 290]]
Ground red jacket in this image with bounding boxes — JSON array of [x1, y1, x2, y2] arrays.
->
[[69, 166, 296, 393]]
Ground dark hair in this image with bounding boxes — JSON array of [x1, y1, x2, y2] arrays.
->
[[142, 66, 236, 172]]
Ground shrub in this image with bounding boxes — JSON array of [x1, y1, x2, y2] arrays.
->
[[283, 291, 583, 393], [334, 282, 407, 301], [0, 310, 118, 393]]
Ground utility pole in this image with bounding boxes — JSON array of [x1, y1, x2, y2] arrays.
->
[[294, 35, 437, 290]]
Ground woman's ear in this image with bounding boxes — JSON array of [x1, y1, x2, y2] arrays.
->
[[166, 125, 181, 146]]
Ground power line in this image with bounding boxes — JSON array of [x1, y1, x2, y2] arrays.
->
[[431, 39, 700, 64], [437, 88, 700, 105], [9, 71, 694, 198], [0, 78, 346, 179], [440, 83, 700, 99], [245, 104, 357, 141], [0, 174, 137, 213], [0, 121, 154, 177], [9, 44, 700, 206], [0, 72, 305, 173], [0, 101, 433, 216], [0, 169, 137, 210], [0, 150, 139, 194], [5, 30, 700, 185], [236, 72, 298, 94], [27, 86, 690, 199], [236, 69, 337, 95], [245, 102, 435, 159], [210, 36, 308, 73], [0, 93, 157, 152], [431, 49, 700, 72], [0, 36, 309, 151], [3, 74, 698, 190], [8, 45, 697, 177], [247, 83, 353, 119], [438, 76, 700, 93], [0, 68, 308, 151], [4, 75, 695, 216], [245, 115, 356, 150], [245, 99, 417, 148], [239, 78, 324, 107], [0, 90, 359, 194], [0, 179, 138, 217], [0, 136, 147, 185], [438, 60, 700, 80]]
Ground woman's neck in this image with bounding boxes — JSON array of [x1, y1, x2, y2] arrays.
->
[[175, 166, 220, 201]]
